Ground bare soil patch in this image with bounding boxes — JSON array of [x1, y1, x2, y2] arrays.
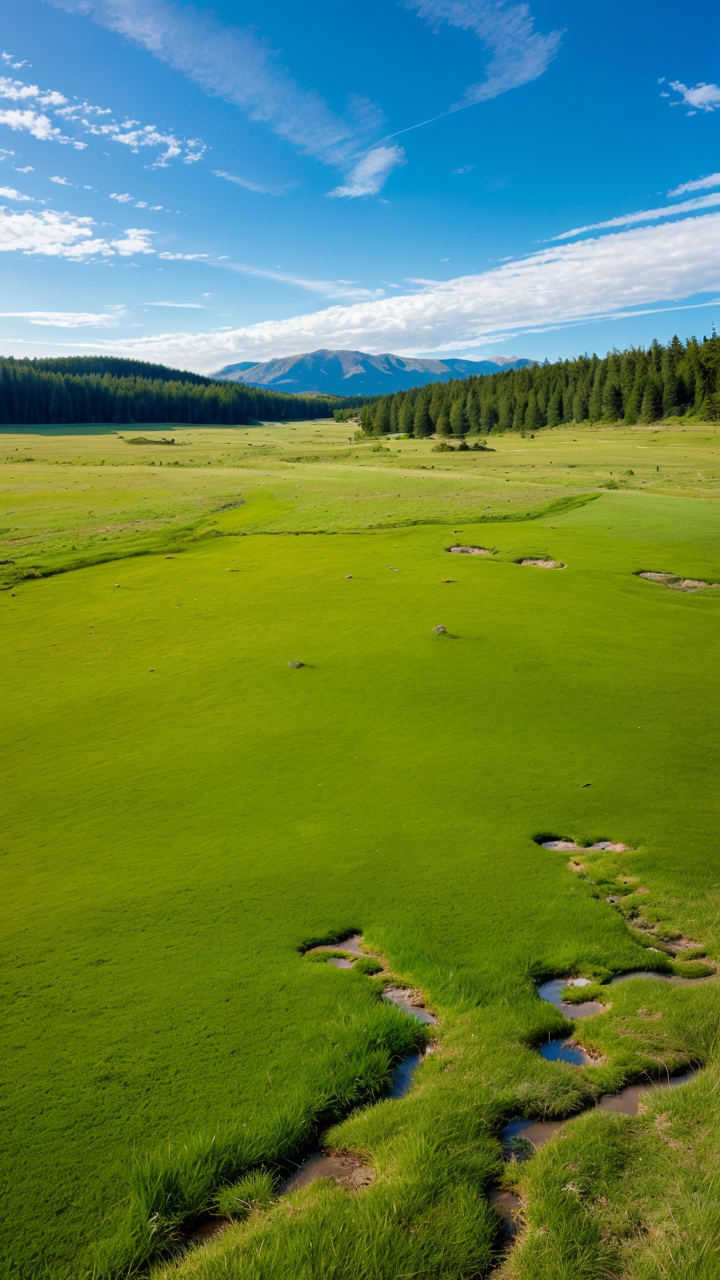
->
[[637, 571, 719, 592], [518, 558, 565, 569], [280, 1153, 375, 1195]]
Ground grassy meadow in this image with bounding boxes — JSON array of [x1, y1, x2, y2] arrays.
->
[[1, 420, 719, 1280]]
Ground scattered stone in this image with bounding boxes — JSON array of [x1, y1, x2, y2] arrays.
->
[[345, 574, 353, 578], [433, 624, 447, 635], [287, 661, 304, 668]]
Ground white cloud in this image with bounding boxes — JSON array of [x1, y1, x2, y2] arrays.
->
[[68, 212, 720, 369], [0, 309, 119, 326], [157, 250, 208, 260], [111, 227, 154, 255], [328, 145, 406, 198], [47, 0, 402, 195], [213, 169, 287, 195], [394, 0, 562, 137], [0, 69, 205, 164], [144, 300, 205, 307], [453, 164, 476, 174], [50, 174, 72, 185], [0, 107, 64, 141], [14, 164, 33, 172], [0, 76, 65, 108], [0, 185, 32, 200], [1, 53, 31, 70], [109, 191, 133, 202], [551, 192, 720, 240], [669, 80, 720, 113], [0, 206, 154, 258], [669, 172, 720, 197]]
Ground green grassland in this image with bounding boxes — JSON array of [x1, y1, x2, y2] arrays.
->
[[1, 422, 719, 1280]]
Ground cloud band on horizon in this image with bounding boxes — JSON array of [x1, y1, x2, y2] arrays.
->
[[46, 213, 720, 370]]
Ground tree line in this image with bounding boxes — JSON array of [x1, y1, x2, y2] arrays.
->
[[358, 335, 720, 437], [0, 357, 363, 425]]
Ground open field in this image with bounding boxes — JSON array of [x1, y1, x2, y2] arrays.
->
[[2, 422, 719, 1280]]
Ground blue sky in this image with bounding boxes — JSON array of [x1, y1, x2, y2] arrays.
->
[[1, 0, 719, 372]]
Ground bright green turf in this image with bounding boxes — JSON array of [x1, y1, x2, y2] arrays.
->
[[1, 425, 719, 1280]]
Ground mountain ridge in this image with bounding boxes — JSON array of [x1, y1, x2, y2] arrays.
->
[[212, 348, 532, 396]]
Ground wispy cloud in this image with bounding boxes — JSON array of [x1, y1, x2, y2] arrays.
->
[[669, 172, 720, 197], [550, 192, 720, 241], [453, 164, 475, 174], [0, 308, 120, 326], [327, 145, 405, 198], [668, 80, 720, 114], [0, 206, 154, 257], [0, 184, 33, 200], [221, 261, 382, 301], [388, 0, 562, 140], [109, 191, 133, 202], [212, 169, 288, 196], [49, 174, 72, 185], [67, 213, 720, 368], [47, 0, 404, 196]]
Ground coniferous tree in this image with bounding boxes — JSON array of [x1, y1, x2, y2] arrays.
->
[[449, 396, 468, 437], [413, 398, 433, 437], [640, 375, 663, 422]]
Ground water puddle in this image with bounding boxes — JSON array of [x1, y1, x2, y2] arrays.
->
[[609, 968, 715, 988], [540, 1038, 593, 1065], [537, 977, 606, 1018], [382, 984, 439, 1024], [388, 1052, 424, 1097], [489, 1188, 522, 1240]]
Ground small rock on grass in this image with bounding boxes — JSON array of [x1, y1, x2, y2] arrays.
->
[[287, 661, 305, 668], [433, 625, 447, 635]]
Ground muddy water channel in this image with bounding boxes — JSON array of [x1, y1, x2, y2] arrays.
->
[[177, 928, 707, 1266], [501, 973, 700, 1162], [275, 938, 437, 1196]]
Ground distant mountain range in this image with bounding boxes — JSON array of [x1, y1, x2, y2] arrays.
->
[[212, 349, 532, 397]]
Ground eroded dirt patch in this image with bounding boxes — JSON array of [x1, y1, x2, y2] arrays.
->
[[637, 571, 719, 593], [538, 837, 630, 853], [518, 558, 565, 569], [447, 544, 494, 555], [280, 1153, 375, 1195]]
